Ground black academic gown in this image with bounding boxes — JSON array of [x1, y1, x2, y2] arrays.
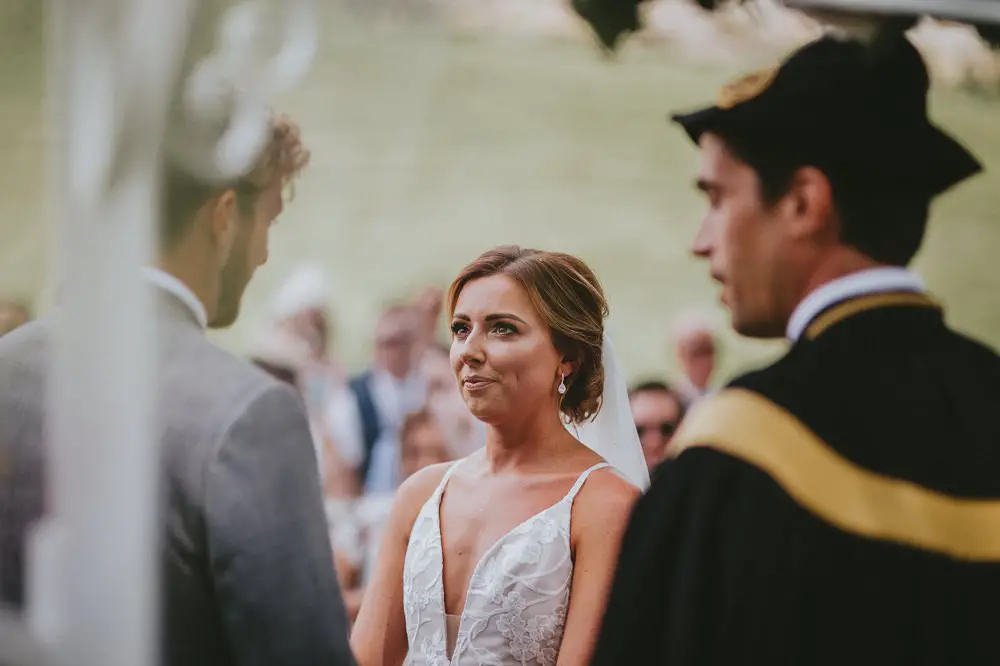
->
[[591, 292, 1000, 665]]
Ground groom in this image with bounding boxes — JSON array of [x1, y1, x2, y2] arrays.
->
[[592, 31, 1000, 664], [0, 115, 356, 666]]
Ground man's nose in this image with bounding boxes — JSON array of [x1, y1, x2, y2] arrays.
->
[[691, 216, 713, 259]]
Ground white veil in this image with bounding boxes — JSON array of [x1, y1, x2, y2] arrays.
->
[[566, 335, 650, 491]]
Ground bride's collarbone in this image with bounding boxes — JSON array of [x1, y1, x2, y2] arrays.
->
[[440, 470, 576, 533], [437, 471, 581, 612]]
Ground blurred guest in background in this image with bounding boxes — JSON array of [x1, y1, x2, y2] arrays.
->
[[628, 380, 685, 472], [670, 309, 718, 407], [249, 320, 361, 502], [332, 408, 456, 627], [345, 304, 426, 494], [410, 285, 485, 457], [267, 263, 343, 406], [0, 300, 30, 338], [412, 285, 444, 357], [399, 408, 455, 480], [258, 264, 362, 499]]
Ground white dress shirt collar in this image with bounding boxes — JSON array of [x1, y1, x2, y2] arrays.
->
[[142, 267, 208, 328], [786, 267, 925, 342]]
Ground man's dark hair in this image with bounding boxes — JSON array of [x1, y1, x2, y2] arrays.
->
[[628, 379, 687, 419], [629, 379, 672, 396], [715, 129, 931, 267]]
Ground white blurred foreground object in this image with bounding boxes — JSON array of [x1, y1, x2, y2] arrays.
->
[[2, 2, 316, 666]]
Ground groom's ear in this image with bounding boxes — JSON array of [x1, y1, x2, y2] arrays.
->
[[205, 189, 238, 264]]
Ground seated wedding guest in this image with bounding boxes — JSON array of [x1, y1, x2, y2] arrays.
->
[[0, 114, 356, 666], [629, 380, 685, 472], [0, 300, 30, 338]]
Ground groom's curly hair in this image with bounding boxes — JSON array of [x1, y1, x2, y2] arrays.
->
[[161, 113, 311, 248], [447, 245, 608, 425]]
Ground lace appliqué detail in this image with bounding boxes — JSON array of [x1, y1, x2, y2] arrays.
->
[[403, 511, 448, 665], [418, 630, 449, 666], [496, 591, 568, 666], [402, 460, 607, 665]]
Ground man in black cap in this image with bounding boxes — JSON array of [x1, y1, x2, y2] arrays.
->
[[591, 32, 1000, 664]]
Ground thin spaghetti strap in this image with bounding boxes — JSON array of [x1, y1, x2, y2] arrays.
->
[[563, 462, 611, 503], [435, 458, 465, 496]]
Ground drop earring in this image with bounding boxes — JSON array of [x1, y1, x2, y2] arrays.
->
[[558, 373, 567, 395]]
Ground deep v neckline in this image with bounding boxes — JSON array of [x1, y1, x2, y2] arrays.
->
[[431, 461, 608, 661]]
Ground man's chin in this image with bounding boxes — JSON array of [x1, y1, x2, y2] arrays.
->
[[730, 312, 786, 340]]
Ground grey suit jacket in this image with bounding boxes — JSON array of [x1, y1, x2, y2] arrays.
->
[[0, 289, 356, 666]]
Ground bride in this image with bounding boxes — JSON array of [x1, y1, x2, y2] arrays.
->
[[351, 245, 649, 665]]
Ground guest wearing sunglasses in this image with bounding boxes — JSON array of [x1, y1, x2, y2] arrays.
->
[[629, 380, 685, 473]]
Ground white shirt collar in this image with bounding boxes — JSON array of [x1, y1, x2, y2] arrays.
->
[[786, 267, 925, 342], [142, 267, 208, 328]]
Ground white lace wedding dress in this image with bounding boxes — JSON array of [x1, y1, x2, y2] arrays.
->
[[402, 460, 609, 665]]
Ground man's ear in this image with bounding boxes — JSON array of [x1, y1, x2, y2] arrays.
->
[[784, 166, 835, 239], [207, 190, 238, 262]]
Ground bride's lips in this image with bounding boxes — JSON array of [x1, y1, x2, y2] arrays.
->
[[462, 376, 496, 392]]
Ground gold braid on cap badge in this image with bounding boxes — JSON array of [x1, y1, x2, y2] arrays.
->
[[716, 66, 778, 109]]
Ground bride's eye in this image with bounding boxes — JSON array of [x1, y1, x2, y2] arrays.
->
[[450, 322, 470, 338], [493, 322, 517, 336]]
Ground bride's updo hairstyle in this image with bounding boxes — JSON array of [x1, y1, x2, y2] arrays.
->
[[447, 245, 609, 425]]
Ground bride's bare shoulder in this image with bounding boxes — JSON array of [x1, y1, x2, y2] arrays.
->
[[397, 462, 453, 505], [386, 461, 457, 532], [573, 467, 641, 524]]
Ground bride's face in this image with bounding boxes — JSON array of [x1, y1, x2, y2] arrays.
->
[[449, 275, 565, 425]]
